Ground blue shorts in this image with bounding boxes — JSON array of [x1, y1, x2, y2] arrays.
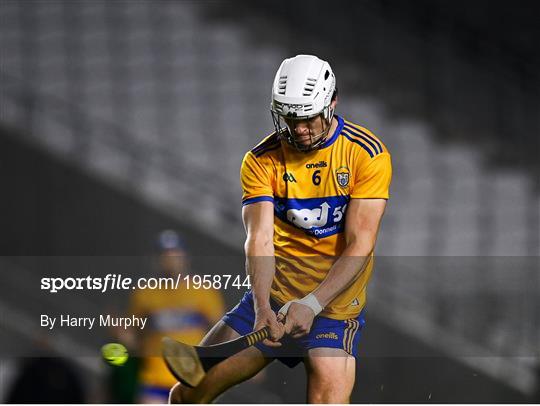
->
[[222, 291, 366, 368], [139, 385, 170, 402]]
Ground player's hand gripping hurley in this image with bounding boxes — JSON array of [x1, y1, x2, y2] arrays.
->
[[162, 327, 269, 387]]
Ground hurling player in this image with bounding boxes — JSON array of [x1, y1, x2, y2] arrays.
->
[[170, 55, 392, 403], [130, 231, 225, 403]]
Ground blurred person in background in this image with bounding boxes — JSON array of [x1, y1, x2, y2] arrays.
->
[[122, 230, 225, 403], [170, 54, 392, 403]]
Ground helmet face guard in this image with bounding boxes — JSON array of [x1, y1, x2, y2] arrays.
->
[[271, 106, 335, 152], [270, 55, 337, 153]]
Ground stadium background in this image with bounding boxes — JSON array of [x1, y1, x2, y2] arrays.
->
[[0, 0, 538, 402]]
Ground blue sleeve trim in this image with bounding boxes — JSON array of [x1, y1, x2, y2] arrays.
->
[[242, 196, 274, 206]]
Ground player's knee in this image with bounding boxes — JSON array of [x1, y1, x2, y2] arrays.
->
[[307, 356, 355, 403], [168, 382, 182, 404], [310, 382, 350, 404], [169, 381, 204, 404]]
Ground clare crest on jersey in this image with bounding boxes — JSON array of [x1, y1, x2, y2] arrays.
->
[[336, 166, 350, 188]]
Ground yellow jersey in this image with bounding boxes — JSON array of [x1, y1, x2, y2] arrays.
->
[[129, 279, 225, 388], [241, 115, 392, 319]]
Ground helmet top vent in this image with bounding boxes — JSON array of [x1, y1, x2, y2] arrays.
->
[[278, 76, 287, 95], [303, 77, 317, 96]]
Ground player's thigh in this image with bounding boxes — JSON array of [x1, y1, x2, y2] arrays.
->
[[304, 347, 356, 404], [170, 321, 273, 403], [200, 320, 240, 345]]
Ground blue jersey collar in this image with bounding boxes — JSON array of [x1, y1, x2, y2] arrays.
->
[[320, 115, 344, 149]]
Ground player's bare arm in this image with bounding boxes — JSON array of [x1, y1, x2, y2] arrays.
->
[[313, 198, 387, 305], [242, 201, 285, 346], [280, 198, 387, 338]]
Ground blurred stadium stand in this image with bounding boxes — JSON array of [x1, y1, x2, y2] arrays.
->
[[1, 0, 538, 402]]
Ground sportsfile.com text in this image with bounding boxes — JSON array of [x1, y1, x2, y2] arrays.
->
[[41, 273, 251, 293]]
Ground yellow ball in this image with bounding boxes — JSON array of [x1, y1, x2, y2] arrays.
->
[[101, 343, 129, 366]]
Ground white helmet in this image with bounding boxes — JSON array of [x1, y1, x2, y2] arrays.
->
[[271, 55, 337, 152]]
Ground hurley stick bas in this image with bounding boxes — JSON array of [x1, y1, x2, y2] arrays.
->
[[162, 327, 269, 388]]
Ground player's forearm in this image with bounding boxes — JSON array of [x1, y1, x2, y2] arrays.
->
[[312, 241, 373, 308], [244, 236, 275, 310]]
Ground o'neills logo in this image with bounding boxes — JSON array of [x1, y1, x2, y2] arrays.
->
[[316, 332, 338, 340], [306, 161, 328, 169]]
